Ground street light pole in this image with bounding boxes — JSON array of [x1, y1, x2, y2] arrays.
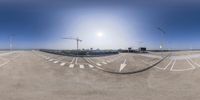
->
[[157, 27, 166, 57], [157, 27, 166, 50], [9, 34, 14, 52]]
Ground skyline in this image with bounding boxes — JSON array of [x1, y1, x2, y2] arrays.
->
[[0, 1, 200, 50]]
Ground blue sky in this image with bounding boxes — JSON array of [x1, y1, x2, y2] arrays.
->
[[0, 1, 200, 50]]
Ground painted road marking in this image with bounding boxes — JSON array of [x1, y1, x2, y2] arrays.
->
[[87, 58, 96, 63], [170, 58, 195, 71], [70, 58, 75, 63], [89, 64, 94, 68], [60, 62, 66, 66], [96, 63, 102, 66], [163, 59, 174, 70], [106, 60, 110, 63], [79, 65, 84, 69], [69, 64, 74, 68], [155, 58, 174, 70], [102, 62, 107, 64], [49, 59, 54, 61], [119, 59, 127, 72], [187, 56, 200, 67], [0, 57, 10, 68], [185, 57, 195, 69], [141, 59, 163, 70], [75, 57, 78, 64], [170, 58, 177, 71], [85, 58, 91, 63], [54, 61, 59, 63]]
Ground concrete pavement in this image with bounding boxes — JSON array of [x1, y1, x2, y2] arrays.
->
[[0, 51, 199, 100]]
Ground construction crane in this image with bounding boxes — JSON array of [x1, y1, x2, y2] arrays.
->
[[62, 37, 82, 56]]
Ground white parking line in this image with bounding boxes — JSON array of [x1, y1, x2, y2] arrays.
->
[[88, 64, 94, 68], [96, 63, 102, 66], [54, 61, 59, 63], [155, 58, 173, 70], [69, 64, 74, 68], [49, 59, 54, 61], [75, 57, 78, 64], [87, 58, 96, 63], [163, 59, 174, 70], [106, 60, 111, 63], [70, 58, 75, 63], [141, 59, 164, 70], [79, 65, 84, 69], [170, 58, 195, 71], [187, 56, 200, 67], [60, 62, 66, 66], [0, 57, 10, 68], [185, 57, 195, 69], [102, 62, 107, 64], [170, 58, 177, 71], [85, 58, 91, 63]]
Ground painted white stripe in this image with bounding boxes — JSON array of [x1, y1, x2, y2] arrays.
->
[[96, 66, 104, 70], [60, 62, 66, 66], [85, 58, 91, 63], [187, 56, 200, 67], [88, 64, 94, 68], [170, 58, 195, 71], [163, 59, 173, 70], [155, 66, 165, 70], [49, 59, 54, 61], [106, 60, 110, 63], [79, 65, 84, 69], [69, 64, 74, 68], [54, 61, 59, 63], [171, 68, 195, 71], [96, 63, 102, 66], [153, 59, 173, 70], [75, 57, 78, 64], [70, 58, 75, 63], [87, 58, 96, 64], [185, 58, 195, 69], [0, 58, 10, 67], [119, 59, 127, 72], [102, 62, 107, 64], [170, 59, 177, 71]]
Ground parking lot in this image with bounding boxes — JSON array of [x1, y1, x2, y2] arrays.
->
[[0, 50, 200, 100]]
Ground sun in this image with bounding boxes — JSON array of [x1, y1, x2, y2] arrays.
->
[[97, 32, 103, 37]]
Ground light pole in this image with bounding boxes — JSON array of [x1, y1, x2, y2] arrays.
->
[[157, 27, 166, 57], [9, 34, 14, 51], [157, 27, 166, 50], [62, 37, 82, 56]]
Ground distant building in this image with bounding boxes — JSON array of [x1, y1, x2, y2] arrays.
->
[[90, 48, 93, 51], [138, 47, 146, 52], [128, 47, 132, 52]]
